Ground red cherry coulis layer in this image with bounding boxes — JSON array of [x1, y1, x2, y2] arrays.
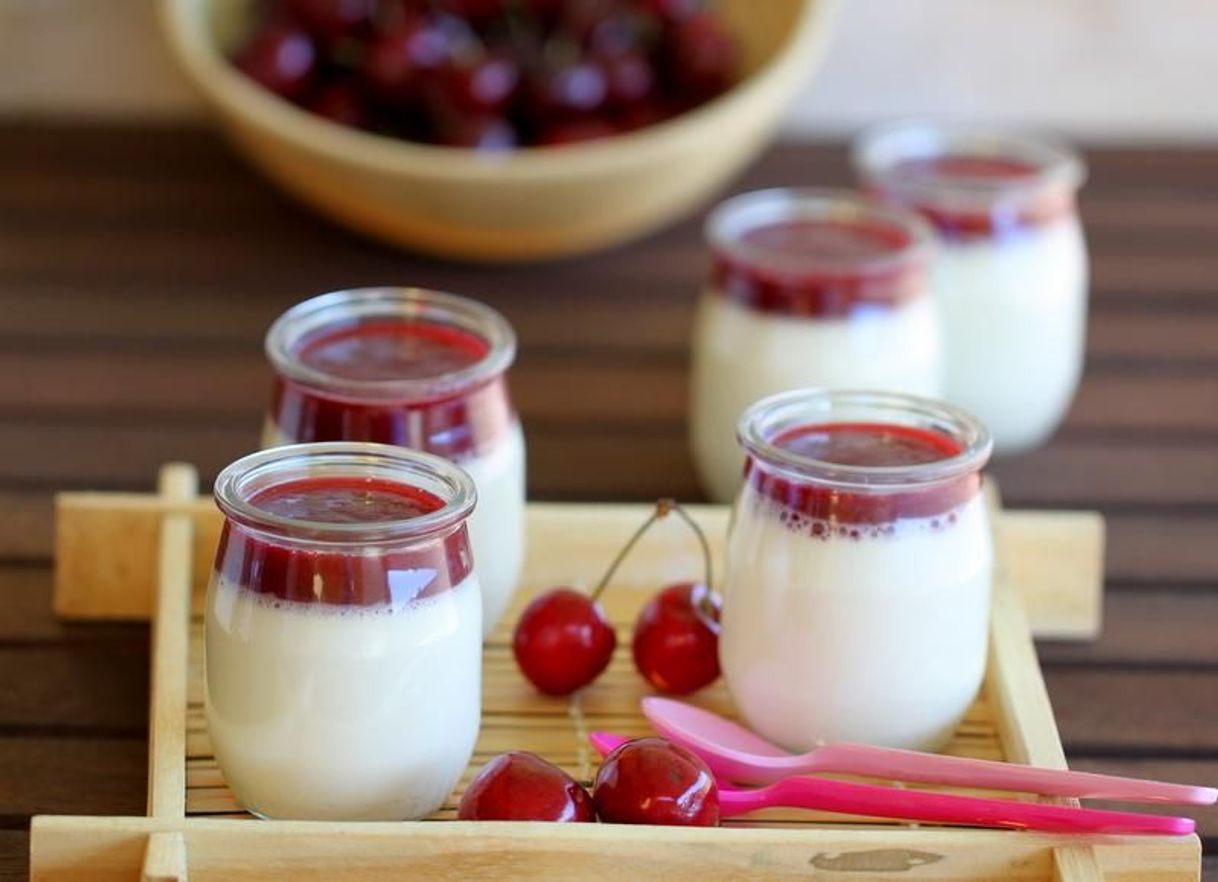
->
[[745, 422, 981, 527], [269, 318, 512, 460], [712, 218, 927, 318], [215, 476, 472, 607], [877, 154, 1076, 239]]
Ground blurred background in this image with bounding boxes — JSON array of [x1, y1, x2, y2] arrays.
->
[[5, 0, 1218, 139], [2, 5, 1218, 879]]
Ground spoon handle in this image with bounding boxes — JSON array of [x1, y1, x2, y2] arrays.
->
[[719, 777, 1195, 835], [813, 744, 1218, 804]]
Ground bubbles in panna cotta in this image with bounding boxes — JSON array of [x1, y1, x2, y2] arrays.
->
[[768, 500, 963, 541], [749, 421, 973, 540], [213, 579, 463, 619]]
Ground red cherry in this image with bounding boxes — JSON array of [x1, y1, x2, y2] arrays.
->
[[305, 79, 371, 127], [440, 54, 520, 113], [286, 0, 374, 40], [529, 60, 609, 117], [629, 500, 720, 694], [234, 21, 318, 100], [599, 51, 656, 107], [664, 11, 736, 103], [593, 737, 719, 826], [363, 20, 453, 103], [644, 0, 703, 21], [513, 588, 616, 695], [458, 752, 596, 822], [617, 97, 674, 131], [632, 582, 721, 694], [434, 0, 507, 26], [536, 118, 620, 147], [433, 112, 518, 151], [587, 11, 649, 58], [556, 0, 623, 42]]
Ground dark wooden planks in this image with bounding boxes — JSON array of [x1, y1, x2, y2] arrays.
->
[[0, 833, 31, 882], [1, 129, 1217, 878], [1038, 591, 1218, 664], [0, 737, 146, 817], [0, 641, 148, 733]]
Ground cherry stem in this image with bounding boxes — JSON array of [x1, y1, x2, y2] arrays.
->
[[667, 502, 714, 602], [589, 499, 715, 605], [589, 501, 668, 603]]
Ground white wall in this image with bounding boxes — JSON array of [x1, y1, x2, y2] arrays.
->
[[793, 0, 1218, 141], [3, 0, 1218, 141]]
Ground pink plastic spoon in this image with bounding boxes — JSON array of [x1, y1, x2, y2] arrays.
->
[[589, 732, 1194, 835], [642, 697, 1218, 805]]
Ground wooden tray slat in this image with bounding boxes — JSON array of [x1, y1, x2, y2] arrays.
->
[[30, 464, 1202, 882], [51, 495, 1104, 642]]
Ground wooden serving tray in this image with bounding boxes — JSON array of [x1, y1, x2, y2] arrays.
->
[[30, 463, 1202, 881]]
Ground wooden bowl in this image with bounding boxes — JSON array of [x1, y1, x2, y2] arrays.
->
[[162, 0, 836, 262]]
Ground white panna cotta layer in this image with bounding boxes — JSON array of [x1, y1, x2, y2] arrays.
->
[[720, 489, 992, 752], [934, 220, 1087, 454], [205, 573, 482, 821], [691, 293, 943, 502]]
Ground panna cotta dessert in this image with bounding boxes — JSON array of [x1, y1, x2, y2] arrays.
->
[[720, 389, 994, 751], [206, 442, 482, 821], [854, 121, 1088, 454], [690, 188, 942, 502], [263, 288, 525, 636]]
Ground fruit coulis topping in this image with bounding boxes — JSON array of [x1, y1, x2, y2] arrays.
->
[[251, 475, 444, 522], [298, 320, 489, 382], [216, 475, 472, 606], [743, 218, 911, 262], [712, 215, 927, 318], [890, 154, 1040, 184], [269, 317, 512, 460], [747, 421, 980, 526], [871, 152, 1076, 238], [773, 422, 962, 467]]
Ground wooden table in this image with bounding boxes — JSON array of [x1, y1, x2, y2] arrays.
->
[[1, 125, 1215, 880]]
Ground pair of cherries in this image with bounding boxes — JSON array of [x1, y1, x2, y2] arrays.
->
[[511, 499, 721, 697], [458, 737, 717, 825]]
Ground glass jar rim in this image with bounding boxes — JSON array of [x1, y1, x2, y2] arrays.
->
[[213, 442, 477, 547], [852, 119, 1086, 207], [705, 187, 935, 279], [737, 389, 993, 492], [265, 287, 517, 403]]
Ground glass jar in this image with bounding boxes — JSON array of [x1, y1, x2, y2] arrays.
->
[[690, 188, 941, 503], [853, 121, 1088, 455], [264, 287, 525, 636], [720, 389, 993, 751], [206, 442, 481, 821]]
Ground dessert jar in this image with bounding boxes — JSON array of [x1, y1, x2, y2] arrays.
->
[[720, 389, 993, 752], [206, 442, 482, 821], [690, 188, 941, 502], [263, 287, 525, 636], [854, 121, 1088, 455]]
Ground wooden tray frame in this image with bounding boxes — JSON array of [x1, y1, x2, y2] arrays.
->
[[29, 463, 1201, 881]]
